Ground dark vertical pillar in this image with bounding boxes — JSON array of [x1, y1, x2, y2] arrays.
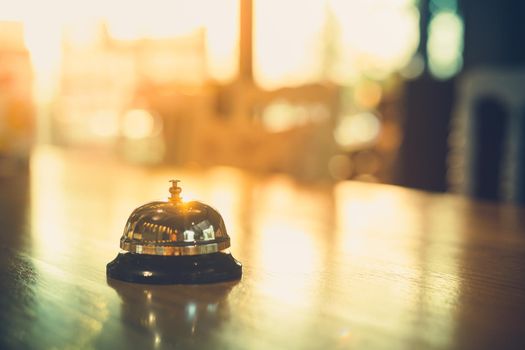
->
[[471, 97, 508, 201], [394, 0, 455, 192], [396, 76, 455, 192]]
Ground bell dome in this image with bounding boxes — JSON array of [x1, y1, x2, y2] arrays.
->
[[107, 180, 242, 284], [120, 199, 230, 256]]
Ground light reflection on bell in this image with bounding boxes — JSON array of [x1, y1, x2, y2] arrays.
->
[[107, 180, 242, 284]]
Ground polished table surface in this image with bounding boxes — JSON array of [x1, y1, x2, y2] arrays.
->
[[1, 147, 525, 350]]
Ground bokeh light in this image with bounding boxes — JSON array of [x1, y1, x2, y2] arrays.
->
[[334, 112, 381, 150], [122, 109, 157, 139], [329, 0, 420, 82], [89, 110, 120, 138], [262, 101, 305, 133], [427, 11, 464, 79]]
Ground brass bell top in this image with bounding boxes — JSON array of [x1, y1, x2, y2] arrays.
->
[[120, 180, 230, 256]]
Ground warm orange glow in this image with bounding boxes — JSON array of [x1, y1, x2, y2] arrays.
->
[[1, 0, 420, 105], [328, 154, 353, 180], [254, 0, 326, 89], [254, 0, 419, 88], [1, 0, 420, 100], [330, 0, 419, 81], [0, 0, 238, 103], [122, 109, 157, 140], [333, 181, 461, 343], [354, 80, 383, 109], [1, 0, 414, 181], [251, 176, 322, 307], [89, 110, 120, 138], [334, 112, 381, 149], [30, 147, 68, 256], [22, 146, 471, 348]]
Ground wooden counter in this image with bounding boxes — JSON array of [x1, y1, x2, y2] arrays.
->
[[1, 146, 524, 349]]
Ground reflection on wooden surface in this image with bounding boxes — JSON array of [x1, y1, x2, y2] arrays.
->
[[1, 146, 525, 349]]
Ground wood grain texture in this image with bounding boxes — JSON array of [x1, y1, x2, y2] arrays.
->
[[1, 146, 525, 350]]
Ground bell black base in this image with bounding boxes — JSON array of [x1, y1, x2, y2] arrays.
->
[[106, 252, 242, 284]]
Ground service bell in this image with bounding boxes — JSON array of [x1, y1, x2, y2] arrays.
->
[[106, 180, 242, 284]]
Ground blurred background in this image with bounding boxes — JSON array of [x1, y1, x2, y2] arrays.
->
[[1, 0, 524, 203]]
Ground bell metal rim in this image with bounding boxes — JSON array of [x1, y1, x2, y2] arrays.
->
[[120, 238, 230, 256]]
